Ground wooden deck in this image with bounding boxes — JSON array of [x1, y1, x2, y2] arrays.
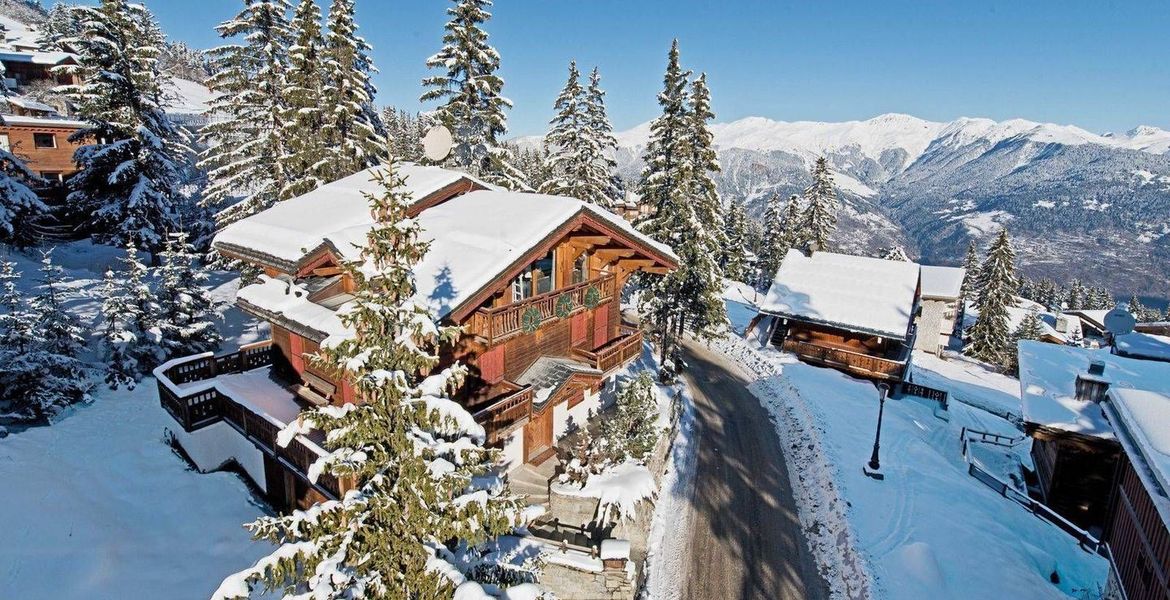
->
[[468, 273, 617, 345], [576, 326, 643, 375], [155, 341, 350, 500], [781, 339, 908, 381]]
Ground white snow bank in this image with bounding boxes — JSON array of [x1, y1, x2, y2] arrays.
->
[[552, 460, 657, 521]]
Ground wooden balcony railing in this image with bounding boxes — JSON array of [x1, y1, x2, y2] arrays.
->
[[782, 339, 907, 381], [472, 384, 534, 446], [577, 327, 643, 374], [469, 274, 617, 345], [154, 341, 348, 499]]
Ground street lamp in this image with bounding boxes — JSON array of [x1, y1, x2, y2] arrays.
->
[[864, 383, 891, 480]]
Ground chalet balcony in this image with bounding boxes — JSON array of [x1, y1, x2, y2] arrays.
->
[[575, 326, 644, 375], [472, 383, 536, 446], [781, 338, 910, 381], [468, 273, 617, 345], [154, 341, 351, 500]]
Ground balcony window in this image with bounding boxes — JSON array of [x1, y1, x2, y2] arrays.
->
[[33, 133, 56, 148], [511, 250, 555, 301], [571, 252, 589, 284]]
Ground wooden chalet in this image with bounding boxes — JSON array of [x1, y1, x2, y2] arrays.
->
[[1101, 388, 1170, 600], [0, 50, 79, 91], [0, 114, 84, 183], [756, 249, 920, 382], [155, 164, 677, 511]]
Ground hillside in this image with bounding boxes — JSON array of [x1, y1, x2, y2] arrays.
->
[[567, 113, 1170, 296]]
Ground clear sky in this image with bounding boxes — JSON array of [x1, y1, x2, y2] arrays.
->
[[64, 0, 1170, 137]]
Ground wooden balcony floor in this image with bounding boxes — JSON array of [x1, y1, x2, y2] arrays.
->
[[177, 367, 315, 435]]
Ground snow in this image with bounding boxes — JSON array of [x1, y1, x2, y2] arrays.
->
[[551, 460, 657, 521], [600, 539, 631, 561], [1017, 340, 1170, 436], [217, 165, 676, 321], [759, 249, 920, 338], [912, 352, 1022, 422], [236, 275, 345, 340], [721, 278, 759, 334], [162, 77, 219, 116], [919, 265, 964, 300], [0, 114, 87, 128], [1114, 332, 1170, 361], [0, 50, 74, 65], [1107, 389, 1170, 499]]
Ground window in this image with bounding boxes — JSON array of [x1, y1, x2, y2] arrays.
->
[[510, 250, 556, 301], [40, 171, 62, 182], [33, 133, 56, 149], [0, 134, 9, 152], [571, 252, 589, 284]]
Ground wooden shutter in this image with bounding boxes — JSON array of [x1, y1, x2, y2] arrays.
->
[[571, 312, 588, 346], [593, 305, 609, 349], [479, 344, 505, 384], [288, 333, 304, 374]]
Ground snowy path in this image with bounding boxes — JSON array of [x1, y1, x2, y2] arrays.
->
[[677, 339, 828, 600]]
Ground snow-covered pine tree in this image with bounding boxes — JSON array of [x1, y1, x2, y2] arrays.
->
[[18, 251, 92, 420], [200, 0, 292, 227], [686, 73, 724, 248], [967, 229, 1019, 367], [1009, 308, 1046, 374], [319, 0, 385, 180], [277, 0, 329, 200], [213, 160, 523, 599], [0, 112, 47, 245], [1067, 279, 1085, 310], [98, 265, 142, 389], [421, 0, 525, 189], [36, 3, 82, 52], [636, 40, 691, 215], [583, 66, 621, 205], [1127, 294, 1148, 322], [539, 61, 617, 206], [719, 201, 750, 283], [799, 157, 839, 251], [960, 241, 981, 301], [156, 232, 221, 360], [881, 246, 911, 262], [599, 371, 660, 462], [756, 193, 787, 287], [62, 0, 192, 258], [382, 107, 426, 162], [0, 259, 34, 354]]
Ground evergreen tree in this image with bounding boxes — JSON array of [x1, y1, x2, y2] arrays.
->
[[319, 0, 385, 180], [214, 160, 523, 599], [1067, 279, 1085, 310], [1009, 308, 1046, 374], [582, 66, 621, 205], [37, 3, 83, 52], [599, 372, 660, 462], [200, 0, 292, 226], [756, 193, 787, 287], [685, 73, 724, 241], [0, 259, 34, 354], [540, 62, 619, 207], [960, 241, 981, 302], [881, 246, 911, 262], [62, 0, 192, 257], [636, 40, 691, 215], [1127, 294, 1148, 322], [0, 115, 47, 245], [277, 0, 329, 200], [156, 232, 222, 360], [719, 201, 750, 283], [98, 266, 141, 389], [799, 157, 839, 251], [382, 107, 426, 162], [967, 229, 1019, 367], [420, 0, 525, 188]]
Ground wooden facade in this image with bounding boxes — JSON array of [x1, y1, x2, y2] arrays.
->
[[1026, 424, 1121, 534], [771, 319, 913, 382], [0, 118, 83, 181], [1105, 453, 1170, 600]]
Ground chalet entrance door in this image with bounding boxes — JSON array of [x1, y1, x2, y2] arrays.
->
[[524, 408, 554, 464]]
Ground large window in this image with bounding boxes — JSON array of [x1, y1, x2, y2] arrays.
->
[[0, 133, 9, 152], [511, 250, 555, 301], [571, 252, 589, 284], [33, 133, 56, 149]]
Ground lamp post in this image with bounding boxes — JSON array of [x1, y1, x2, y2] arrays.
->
[[865, 383, 890, 480]]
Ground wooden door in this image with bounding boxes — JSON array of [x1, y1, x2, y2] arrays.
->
[[593, 304, 609, 350], [524, 409, 553, 463]]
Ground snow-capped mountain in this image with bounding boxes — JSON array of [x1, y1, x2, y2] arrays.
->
[[595, 113, 1170, 296]]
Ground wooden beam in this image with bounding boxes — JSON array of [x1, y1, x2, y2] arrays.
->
[[594, 248, 636, 262], [642, 266, 670, 275], [567, 235, 611, 246], [616, 258, 655, 270]]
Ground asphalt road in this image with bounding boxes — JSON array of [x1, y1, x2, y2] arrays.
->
[[678, 339, 829, 600]]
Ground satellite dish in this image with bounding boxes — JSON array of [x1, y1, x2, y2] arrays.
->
[[422, 125, 453, 162], [1104, 307, 1137, 336]]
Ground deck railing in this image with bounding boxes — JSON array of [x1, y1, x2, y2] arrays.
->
[[577, 327, 643, 374], [155, 342, 347, 499], [472, 384, 535, 446], [782, 339, 907, 380], [469, 274, 617, 345]]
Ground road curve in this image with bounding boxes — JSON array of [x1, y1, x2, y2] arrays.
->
[[678, 339, 829, 600]]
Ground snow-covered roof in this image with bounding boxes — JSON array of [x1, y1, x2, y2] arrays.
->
[[1114, 332, 1170, 362], [758, 249, 920, 338], [219, 164, 677, 326], [1017, 340, 1170, 437], [1106, 389, 1170, 507], [0, 114, 85, 128], [919, 265, 964, 300], [0, 50, 74, 65], [5, 95, 54, 112], [1004, 301, 1081, 344]]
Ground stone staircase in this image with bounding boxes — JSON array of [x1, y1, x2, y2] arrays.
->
[[509, 458, 559, 507]]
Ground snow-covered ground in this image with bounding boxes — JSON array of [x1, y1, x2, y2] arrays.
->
[[0, 241, 272, 599], [713, 302, 1109, 599]]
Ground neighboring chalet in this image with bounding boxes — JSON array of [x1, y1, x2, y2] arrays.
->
[[1113, 331, 1170, 364], [756, 249, 920, 382], [1017, 340, 1170, 534], [914, 265, 964, 356], [1101, 388, 1170, 600], [154, 164, 677, 511], [0, 114, 84, 183], [0, 50, 78, 92]]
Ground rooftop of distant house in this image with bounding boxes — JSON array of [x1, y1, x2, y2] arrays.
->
[[919, 265, 965, 300]]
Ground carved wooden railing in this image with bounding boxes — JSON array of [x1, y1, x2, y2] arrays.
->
[[155, 341, 347, 499], [469, 274, 617, 345], [577, 327, 643, 374], [782, 339, 907, 380], [472, 384, 535, 446]]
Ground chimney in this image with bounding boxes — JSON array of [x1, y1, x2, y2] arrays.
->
[[804, 241, 819, 257], [1075, 360, 1109, 403]]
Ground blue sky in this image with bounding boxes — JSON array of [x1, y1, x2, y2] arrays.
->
[[68, 0, 1170, 136]]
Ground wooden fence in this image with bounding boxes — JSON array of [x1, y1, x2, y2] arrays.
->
[[900, 381, 949, 410], [782, 339, 907, 380], [472, 385, 535, 446]]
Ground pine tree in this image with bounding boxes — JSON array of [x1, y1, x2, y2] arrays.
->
[[61, 0, 192, 257], [213, 160, 523, 599], [636, 40, 691, 215], [881, 246, 911, 262], [719, 201, 750, 283], [1128, 294, 1148, 322], [156, 232, 222, 360], [277, 0, 329, 200], [37, 3, 83, 52], [421, 0, 524, 188], [756, 193, 787, 287], [318, 0, 385, 180], [686, 73, 724, 242], [98, 266, 142, 389], [1009, 308, 1046, 373], [799, 157, 839, 251], [382, 107, 426, 162], [1067, 279, 1085, 310], [0, 116, 47, 246], [200, 0, 292, 226], [541, 62, 619, 206], [967, 229, 1019, 367], [960, 241, 981, 302], [0, 259, 34, 354], [599, 372, 660, 462], [582, 66, 621, 205]]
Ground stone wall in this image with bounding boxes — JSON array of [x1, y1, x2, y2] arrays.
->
[[541, 560, 635, 600]]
